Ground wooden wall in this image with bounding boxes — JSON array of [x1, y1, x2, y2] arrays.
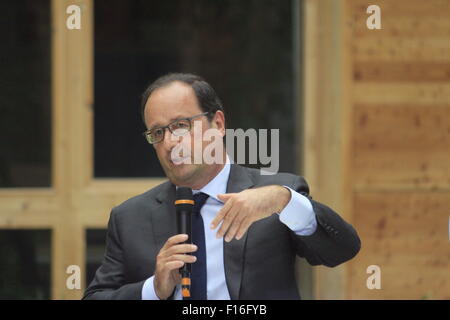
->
[[347, 0, 450, 299], [305, 0, 450, 299]]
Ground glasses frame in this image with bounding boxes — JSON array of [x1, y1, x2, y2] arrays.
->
[[142, 112, 210, 144]]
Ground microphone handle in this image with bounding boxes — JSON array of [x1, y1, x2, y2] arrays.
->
[[178, 208, 192, 298], [178, 209, 192, 274]]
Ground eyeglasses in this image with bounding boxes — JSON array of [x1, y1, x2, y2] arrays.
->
[[143, 112, 210, 144]]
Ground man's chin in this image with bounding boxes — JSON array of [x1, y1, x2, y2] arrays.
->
[[163, 162, 198, 185]]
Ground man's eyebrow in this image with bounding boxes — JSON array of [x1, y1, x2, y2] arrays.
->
[[148, 115, 188, 131], [148, 123, 163, 131]]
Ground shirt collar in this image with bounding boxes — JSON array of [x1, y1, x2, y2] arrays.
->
[[192, 155, 231, 203]]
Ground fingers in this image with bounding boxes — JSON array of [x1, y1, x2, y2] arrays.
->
[[154, 234, 198, 300], [168, 254, 197, 264], [162, 234, 189, 250], [217, 203, 240, 241], [159, 234, 197, 260], [212, 193, 252, 242], [210, 194, 235, 229], [160, 234, 197, 256], [164, 260, 185, 271], [164, 243, 198, 257], [223, 211, 247, 242], [154, 260, 184, 300], [169, 268, 182, 284], [235, 217, 252, 240], [217, 193, 234, 203]]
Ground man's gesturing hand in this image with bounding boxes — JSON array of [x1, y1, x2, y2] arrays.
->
[[211, 185, 291, 242], [153, 234, 197, 300]]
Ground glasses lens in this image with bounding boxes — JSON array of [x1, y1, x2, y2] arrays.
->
[[170, 120, 190, 136], [147, 128, 164, 144], [145, 134, 154, 144]]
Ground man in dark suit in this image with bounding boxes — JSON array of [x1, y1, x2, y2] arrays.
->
[[83, 73, 360, 300]]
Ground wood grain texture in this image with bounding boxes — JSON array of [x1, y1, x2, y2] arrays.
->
[[346, 0, 450, 299], [353, 16, 450, 38], [353, 37, 450, 62], [353, 83, 450, 105], [348, 192, 450, 299], [354, 62, 450, 82], [350, 0, 450, 18], [304, 0, 351, 299]]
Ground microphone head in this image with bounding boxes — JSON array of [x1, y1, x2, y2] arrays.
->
[[175, 187, 194, 209], [176, 187, 194, 201]]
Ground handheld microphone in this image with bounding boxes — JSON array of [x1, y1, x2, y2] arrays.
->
[[175, 187, 194, 298]]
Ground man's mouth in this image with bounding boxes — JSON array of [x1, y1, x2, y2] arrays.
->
[[170, 155, 191, 166]]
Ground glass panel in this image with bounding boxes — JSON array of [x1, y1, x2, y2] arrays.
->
[[0, 0, 52, 187], [85, 229, 107, 287], [94, 0, 297, 177], [0, 229, 51, 299]]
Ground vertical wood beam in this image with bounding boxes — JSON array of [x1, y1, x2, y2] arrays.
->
[[303, 0, 352, 299], [51, 0, 93, 300]]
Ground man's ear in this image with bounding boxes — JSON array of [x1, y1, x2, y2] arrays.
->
[[212, 110, 226, 136]]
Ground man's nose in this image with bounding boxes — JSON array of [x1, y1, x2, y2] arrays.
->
[[161, 128, 178, 150]]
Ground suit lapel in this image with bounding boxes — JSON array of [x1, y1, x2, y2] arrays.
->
[[153, 182, 177, 249], [223, 164, 254, 300]]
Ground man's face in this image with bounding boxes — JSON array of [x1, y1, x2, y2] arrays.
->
[[144, 81, 222, 187]]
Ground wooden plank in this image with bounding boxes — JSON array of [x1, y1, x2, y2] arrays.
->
[[346, 0, 450, 300], [80, 210, 110, 228], [354, 83, 450, 105], [65, 1, 93, 191], [52, 219, 85, 300], [354, 151, 450, 191], [354, 62, 450, 82], [51, 0, 93, 300], [348, 192, 450, 299], [354, 105, 450, 149], [74, 179, 167, 227], [352, 15, 450, 38], [353, 104, 450, 190], [0, 212, 56, 228], [350, 258, 450, 299], [354, 37, 450, 62], [0, 190, 59, 213], [66, 0, 93, 299], [304, 0, 351, 300], [350, 0, 450, 18], [76, 193, 144, 226]]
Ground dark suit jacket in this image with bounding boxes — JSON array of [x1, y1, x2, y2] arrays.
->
[[83, 164, 360, 300]]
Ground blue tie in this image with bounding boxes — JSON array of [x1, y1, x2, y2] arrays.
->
[[188, 192, 209, 300]]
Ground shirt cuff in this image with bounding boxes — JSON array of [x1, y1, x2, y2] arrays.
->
[[142, 276, 160, 300], [278, 186, 317, 236]]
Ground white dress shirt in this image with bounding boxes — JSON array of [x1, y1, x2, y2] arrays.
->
[[142, 157, 317, 299]]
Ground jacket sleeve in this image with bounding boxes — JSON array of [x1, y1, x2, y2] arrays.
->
[[82, 208, 145, 300], [288, 176, 361, 267]]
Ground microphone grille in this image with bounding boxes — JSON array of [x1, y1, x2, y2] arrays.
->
[[176, 187, 193, 200]]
